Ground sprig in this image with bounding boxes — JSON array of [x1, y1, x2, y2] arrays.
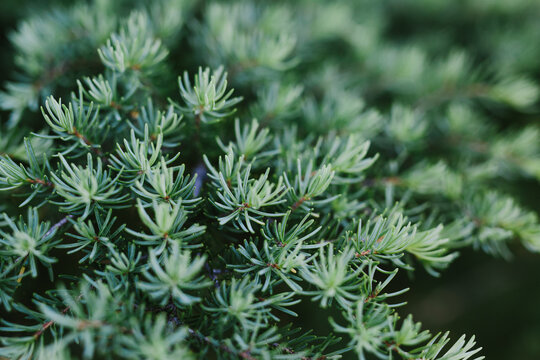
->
[[175, 66, 242, 124], [133, 158, 201, 208], [209, 165, 287, 233], [0, 208, 59, 277], [51, 154, 129, 218], [126, 200, 205, 253], [138, 244, 210, 307], [98, 12, 168, 74]]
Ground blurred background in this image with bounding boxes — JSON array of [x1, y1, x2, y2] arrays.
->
[[1, 0, 539, 359]]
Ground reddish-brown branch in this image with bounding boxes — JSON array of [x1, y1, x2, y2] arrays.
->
[[291, 197, 307, 211], [27, 178, 54, 188], [71, 127, 107, 161], [238, 202, 250, 211], [364, 290, 380, 303], [383, 340, 404, 355], [33, 320, 55, 339], [109, 101, 122, 110], [72, 127, 94, 147], [355, 250, 372, 257], [33, 293, 82, 340]]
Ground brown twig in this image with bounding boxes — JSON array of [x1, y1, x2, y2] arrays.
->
[[27, 178, 55, 188], [33, 293, 83, 340], [72, 127, 104, 159], [291, 196, 308, 211]]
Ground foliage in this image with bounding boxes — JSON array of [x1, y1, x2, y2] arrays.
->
[[0, 0, 539, 359]]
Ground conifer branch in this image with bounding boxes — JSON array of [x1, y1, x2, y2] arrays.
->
[[1, 1, 538, 359]]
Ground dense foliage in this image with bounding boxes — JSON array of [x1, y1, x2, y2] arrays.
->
[[1, 0, 539, 359]]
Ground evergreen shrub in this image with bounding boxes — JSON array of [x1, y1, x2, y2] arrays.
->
[[0, 0, 539, 359]]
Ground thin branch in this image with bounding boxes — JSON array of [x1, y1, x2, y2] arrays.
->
[[44, 215, 74, 238], [291, 196, 308, 211], [193, 161, 207, 197], [27, 178, 55, 188], [72, 127, 107, 161], [33, 293, 83, 340]]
